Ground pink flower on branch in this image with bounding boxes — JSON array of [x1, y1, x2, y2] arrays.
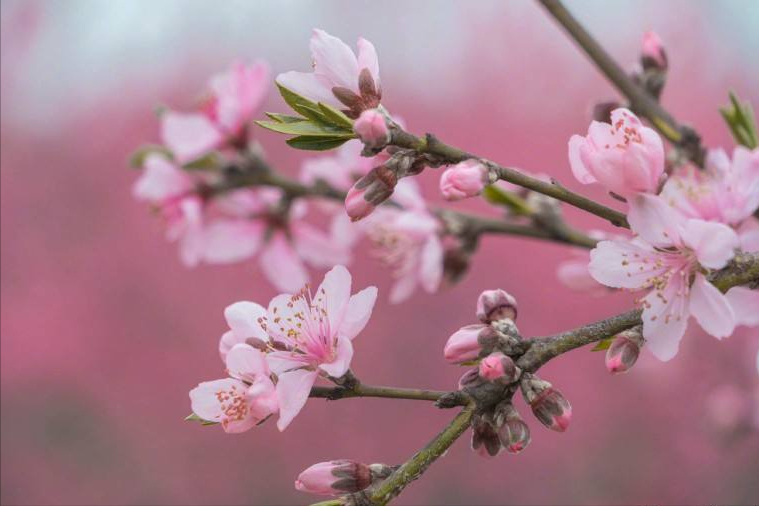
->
[[189, 343, 278, 433], [589, 193, 757, 361], [439, 160, 492, 201], [162, 61, 269, 162], [569, 108, 664, 196], [277, 29, 381, 118]]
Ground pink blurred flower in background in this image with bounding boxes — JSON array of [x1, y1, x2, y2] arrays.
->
[[569, 108, 664, 196], [189, 343, 278, 433], [161, 61, 269, 162], [277, 29, 381, 116], [300, 140, 379, 190], [640, 31, 668, 71]]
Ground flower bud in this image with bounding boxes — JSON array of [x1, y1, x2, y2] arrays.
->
[[345, 184, 375, 222], [354, 109, 390, 152], [444, 324, 498, 364], [641, 31, 667, 72], [476, 289, 518, 323], [478, 352, 521, 383], [345, 165, 397, 222], [496, 403, 531, 454], [439, 160, 491, 201], [295, 460, 372, 496], [521, 376, 572, 432], [605, 328, 643, 374], [457, 368, 483, 390], [470, 414, 502, 458]]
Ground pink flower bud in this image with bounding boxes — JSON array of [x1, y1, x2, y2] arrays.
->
[[496, 404, 531, 454], [345, 184, 375, 222], [345, 165, 397, 222], [521, 376, 572, 432], [478, 352, 521, 383], [605, 329, 643, 374], [568, 108, 664, 196], [641, 31, 667, 72], [444, 324, 497, 364], [439, 160, 491, 201], [457, 368, 482, 390], [476, 289, 518, 323], [354, 109, 390, 150], [295, 460, 372, 496]]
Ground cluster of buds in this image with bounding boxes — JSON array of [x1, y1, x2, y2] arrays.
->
[[295, 460, 394, 497], [471, 401, 531, 457], [520, 374, 572, 432], [605, 326, 644, 374]]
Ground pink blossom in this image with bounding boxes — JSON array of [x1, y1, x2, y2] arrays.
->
[[162, 61, 269, 162], [276, 29, 381, 115], [568, 108, 664, 196], [189, 343, 278, 433], [661, 146, 759, 227], [588, 193, 751, 361], [641, 31, 667, 71], [263, 265, 378, 430], [439, 160, 491, 201], [353, 109, 390, 150], [367, 180, 443, 303]]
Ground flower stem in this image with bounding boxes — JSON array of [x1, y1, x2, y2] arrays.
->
[[309, 384, 466, 404]]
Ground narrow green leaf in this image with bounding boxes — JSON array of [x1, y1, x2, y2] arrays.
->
[[256, 120, 354, 138], [276, 83, 331, 123], [265, 112, 305, 124], [185, 413, 219, 426], [591, 338, 613, 352], [129, 144, 172, 168], [182, 151, 222, 171], [482, 185, 533, 215], [317, 102, 354, 129], [286, 135, 352, 151], [721, 92, 758, 149]]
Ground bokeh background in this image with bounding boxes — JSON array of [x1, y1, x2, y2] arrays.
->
[[2, 1, 759, 504]]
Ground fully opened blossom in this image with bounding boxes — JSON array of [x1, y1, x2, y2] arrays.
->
[[189, 343, 278, 433], [258, 265, 377, 430], [162, 61, 269, 162], [367, 180, 444, 303], [277, 29, 381, 117], [589, 193, 758, 361], [568, 108, 664, 196]]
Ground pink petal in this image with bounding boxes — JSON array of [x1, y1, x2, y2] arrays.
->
[[202, 221, 263, 264], [339, 286, 378, 339], [189, 378, 242, 422], [276, 70, 339, 107], [356, 37, 380, 86], [209, 61, 269, 134], [419, 236, 443, 294], [225, 343, 271, 383], [641, 275, 690, 361], [315, 265, 352, 332], [132, 155, 192, 202], [266, 351, 311, 376], [389, 274, 418, 304], [318, 336, 353, 378], [161, 112, 223, 163], [627, 193, 683, 247], [276, 368, 318, 431], [266, 294, 310, 346], [725, 286, 759, 327], [392, 179, 426, 211], [589, 240, 667, 289], [259, 233, 309, 293], [568, 135, 596, 184], [689, 273, 735, 339], [224, 301, 269, 341], [705, 148, 731, 176], [310, 29, 358, 90], [219, 330, 245, 362], [681, 219, 738, 269], [291, 222, 352, 267]]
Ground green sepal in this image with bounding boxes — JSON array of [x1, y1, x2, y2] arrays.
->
[[482, 185, 533, 215], [591, 338, 614, 352], [720, 92, 758, 149], [185, 413, 219, 426]]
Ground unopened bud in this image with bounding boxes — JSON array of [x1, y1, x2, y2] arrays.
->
[[495, 403, 531, 454], [476, 289, 518, 323], [478, 352, 521, 383], [641, 31, 667, 72], [440, 160, 492, 201], [521, 376, 572, 432], [470, 414, 502, 458], [345, 165, 397, 222], [444, 324, 498, 364], [605, 328, 643, 374], [295, 460, 372, 496], [354, 109, 390, 153], [457, 368, 483, 390]]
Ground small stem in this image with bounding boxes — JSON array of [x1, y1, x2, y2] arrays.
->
[[365, 404, 476, 506], [309, 384, 463, 404], [536, 0, 705, 166]]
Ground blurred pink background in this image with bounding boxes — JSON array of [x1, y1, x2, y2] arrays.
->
[[2, 1, 759, 504]]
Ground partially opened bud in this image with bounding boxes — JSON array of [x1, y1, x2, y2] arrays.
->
[[345, 165, 397, 221], [478, 352, 521, 383], [521, 376, 572, 432], [605, 328, 643, 374], [641, 31, 667, 72], [444, 324, 497, 364], [295, 460, 372, 496], [471, 414, 502, 458], [354, 109, 390, 152], [476, 289, 518, 323], [496, 403, 531, 454], [345, 185, 375, 222], [440, 160, 492, 201]]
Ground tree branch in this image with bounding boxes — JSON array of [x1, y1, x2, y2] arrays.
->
[[309, 384, 467, 405]]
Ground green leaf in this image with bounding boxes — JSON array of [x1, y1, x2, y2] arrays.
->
[[265, 112, 306, 124], [720, 92, 758, 149], [482, 185, 533, 215], [256, 120, 354, 138], [129, 144, 172, 168], [317, 102, 354, 129], [182, 151, 222, 171], [591, 338, 613, 352], [286, 135, 352, 151], [276, 83, 331, 123], [185, 413, 219, 426]]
